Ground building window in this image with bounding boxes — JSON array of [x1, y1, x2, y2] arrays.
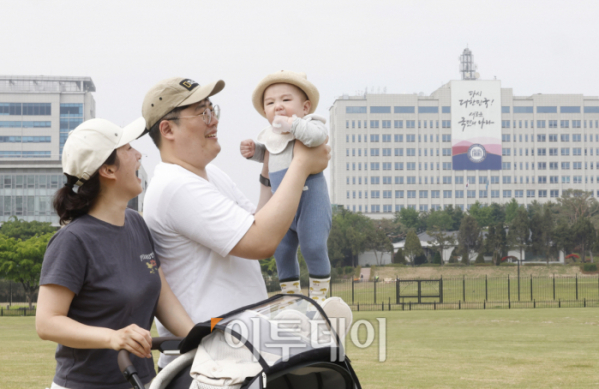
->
[[346, 106, 367, 114], [394, 120, 403, 128], [394, 134, 403, 142], [550, 190, 559, 198], [560, 106, 581, 113], [514, 106, 533, 113], [418, 106, 438, 114], [395, 190, 404, 198], [467, 190, 476, 198], [502, 162, 511, 170], [395, 176, 404, 184], [549, 120, 557, 128], [371, 163, 380, 170], [443, 162, 452, 170], [407, 176, 416, 184], [501, 120, 510, 128], [431, 190, 440, 198], [419, 190, 428, 198], [383, 190, 392, 198], [560, 120, 569, 128], [394, 106, 415, 114], [442, 106, 451, 113], [370, 106, 391, 114], [479, 190, 487, 198], [573, 120, 581, 128], [537, 106, 558, 113], [406, 120, 415, 128], [394, 148, 403, 156], [537, 120, 546, 128], [395, 162, 404, 170], [442, 134, 451, 142], [502, 148, 511, 156], [383, 162, 392, 170], [382, 148, 391, 156], [407, 190, 416, 198], [407, 148, 416, 156], [406, 135, 415, 142]]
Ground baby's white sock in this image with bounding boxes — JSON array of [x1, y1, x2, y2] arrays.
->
[[280, 279, 302, 294], [309, 276, 331, 303]]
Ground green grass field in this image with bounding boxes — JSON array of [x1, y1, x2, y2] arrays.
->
[[1, 308, 598, 388]]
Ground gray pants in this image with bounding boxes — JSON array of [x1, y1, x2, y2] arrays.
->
[[270, 169, 332, 281]]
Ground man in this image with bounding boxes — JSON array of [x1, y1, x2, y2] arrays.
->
[[141, 77, 330, 368]]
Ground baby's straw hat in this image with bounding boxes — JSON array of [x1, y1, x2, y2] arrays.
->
[[252, 70, 319, 118]]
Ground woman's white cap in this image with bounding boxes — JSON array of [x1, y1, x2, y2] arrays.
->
[[62, 117, 146, 186]]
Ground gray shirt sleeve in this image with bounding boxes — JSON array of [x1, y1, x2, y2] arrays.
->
[[248, 142, 266, 163], [290, 115, 328, 147]]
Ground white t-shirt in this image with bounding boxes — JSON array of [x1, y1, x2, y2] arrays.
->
[[143, 162, 268, 367]]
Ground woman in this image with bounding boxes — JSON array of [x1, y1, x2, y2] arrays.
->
[[36, 118, 194, 389]]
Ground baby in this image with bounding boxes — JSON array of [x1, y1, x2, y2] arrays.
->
[[240, 70, 331, 303]]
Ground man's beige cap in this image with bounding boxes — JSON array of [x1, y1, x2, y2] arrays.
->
[[142, 77, 225, 130], [62, 117, 146, 186], [252, 70, 319, 118]]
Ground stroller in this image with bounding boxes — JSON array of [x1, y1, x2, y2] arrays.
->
[[119, 294, 362, 389]]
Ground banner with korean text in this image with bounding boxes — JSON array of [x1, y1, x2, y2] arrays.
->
[[451, 80, 502, 170]]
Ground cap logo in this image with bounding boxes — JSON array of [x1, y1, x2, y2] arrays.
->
[[179, 79, 199, 91]]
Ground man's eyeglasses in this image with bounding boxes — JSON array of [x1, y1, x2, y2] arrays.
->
[[166, 105, 220, 125]]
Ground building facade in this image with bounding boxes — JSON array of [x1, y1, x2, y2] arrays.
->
[[0, 75, 147, 225], [330, 81, 599, 217]]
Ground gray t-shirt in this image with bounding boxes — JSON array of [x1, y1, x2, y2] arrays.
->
[[40, 209, 161, 389]]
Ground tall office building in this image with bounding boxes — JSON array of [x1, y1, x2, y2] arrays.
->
[[0, 76, 146, 224], [329, 50, 599, 217], [0, 76, 96, 224]]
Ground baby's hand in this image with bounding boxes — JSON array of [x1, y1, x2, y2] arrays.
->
[[271, 115, 295, 134], [240, 139, 255, 158]]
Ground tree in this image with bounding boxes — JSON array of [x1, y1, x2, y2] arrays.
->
[[403, 229, 424, 266], [426, 210, 453, 231], [0, 216, 56, 240], [485, 222, 507, 266], [508, 207, 530, 264], [457, 215, 482, 265], [474, 252, 485, 264], [556, 189, 599, 226], [530, 205, 555, 263], [393, 248, 407, 264], [571, 218, 596, 263], [505, 198, 519, 224], [367, 223, 394, 266], [327, 209, 375, 267], [468, 202, 492, 227], [0, 233, 54, 308], [553, 221, 575, 258], [396, 207, 420, 231], [427, 227, 455, 264], [489, 203, 506, 225]]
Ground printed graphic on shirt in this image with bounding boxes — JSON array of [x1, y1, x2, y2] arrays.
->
[[140, 252, 157, 274]]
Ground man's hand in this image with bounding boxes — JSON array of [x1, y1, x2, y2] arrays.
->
[[240, 139, 256, 158], [293, 136, 331, 175]]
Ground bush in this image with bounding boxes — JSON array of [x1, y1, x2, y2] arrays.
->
[[582, 263, 598, 272], [432, 251, 442, 265], [499, 262, 517, 266], [414, 253, 428, 265], [523, 263, 547, 267], [461, 254, 470, 265], [473, 263, 494, 266], [445, 263, 466, 267], [474, 253, 485, 264], [448, 255, 458, 264], [387, 263, 407, 267], [418, 263, 441, 267], [393, 248, 407, 264]]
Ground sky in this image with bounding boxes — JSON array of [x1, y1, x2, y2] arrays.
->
[[2, 0, 598, 205]]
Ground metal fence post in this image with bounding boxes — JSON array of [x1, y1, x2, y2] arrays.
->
[[440, 275, 443, 303], [396, 278, 399, 305], [508, 274, 510, 302], [531, 274, 533, 301], [463, 275, 466, 302], [576, 274, 579, 300], [553, 275, 556, 301], [485, 275, 488, 301], [418, 280, 422, 304], [352, 279, 354, 305], [374, 279, 377, 304]]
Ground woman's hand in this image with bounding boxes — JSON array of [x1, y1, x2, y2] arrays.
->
[[109, 324, 153, 359], [293, 137, 331, 175]]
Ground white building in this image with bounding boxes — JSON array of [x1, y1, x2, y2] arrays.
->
[[329, 51, 599, 218], [0, 75, 145, 224]]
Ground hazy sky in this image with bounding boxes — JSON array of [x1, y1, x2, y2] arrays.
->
[[3, 0, 598, 204]]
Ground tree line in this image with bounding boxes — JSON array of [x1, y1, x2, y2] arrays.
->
[[0, 217, 56, 308], [328, 189, 599, 267]]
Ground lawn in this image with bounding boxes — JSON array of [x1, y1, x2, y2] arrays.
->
[[1, 308, 598, 388]]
